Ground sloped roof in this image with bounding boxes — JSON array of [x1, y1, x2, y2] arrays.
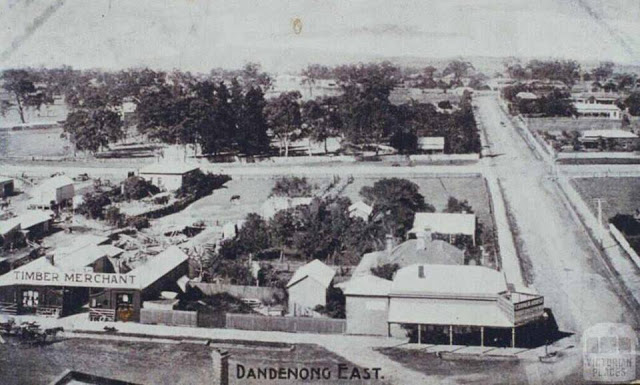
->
[[132, 246, 190, 290], [286, 259, 335, 289], [582, 129, 638, 139], [0, 217, 21, 236], [390, 264, 508, 297], [139, 162, 199, 175], [36, 175, 74, 191], [411, 212, 476, 236], [515, 92, 538, 100], [341, 275, 392, 297], [16, 210, 54, 229], [55, 245, 110, 271], [352, 239, 464, 277], [388, 297, 514, 328], [573, 103, 621, 112], [261, 197, 313, 218], [418, 137, 445, 150], [348, 201, 373, 217]]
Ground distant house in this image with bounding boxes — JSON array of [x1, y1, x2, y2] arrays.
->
[[0, 218, 22, 249], [29, 175, 74, 209], [417, 137, 445, 153], [0, 178, 14, 198], [260, 197, 313, 219], [409, 212, 477, 245], [573, 103, 622, 120], [50, 369, 140, 385], [580, 130, 639, 150], [286, 259, 336, 316], [352, 236, 465, 277], [139, 163, 200, 191], [348, 201, 372, 221], [515, 92, 538, 101]]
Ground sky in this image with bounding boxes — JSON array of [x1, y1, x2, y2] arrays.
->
[[1, 0, 639, 72]]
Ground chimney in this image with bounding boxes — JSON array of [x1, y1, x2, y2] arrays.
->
[[45, 254, 55, 266], [418, 265, 425, 278], [210, 349, 230, 385], [385, 234, 395, 252]]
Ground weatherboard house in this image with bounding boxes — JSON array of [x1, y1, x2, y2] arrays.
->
[[286, 259, 336, 316], [341, 264, 545, 347], [139, 163, 200, 191]]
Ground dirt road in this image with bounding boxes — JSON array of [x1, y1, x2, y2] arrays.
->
[[475, 94, 640, 335]]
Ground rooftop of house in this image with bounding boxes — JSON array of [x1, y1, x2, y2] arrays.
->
[[410, 212, 476, 236], [573, 103, 622, 111], [390, 264, 508, 298], [139, 163, 200, 175], [581, 129, 638, 139], [36, 175, 74, 191], [132, 246, 189, 290], [0, 177, 12, 184], [418, 137, 445, 150], [261, 196, 314, 218], [515, 91, 538, 100], [353, 238, 465, 277], [15, 210, 54, 229], [339, 274, 392, 297], [286, 259, 336, 289], [348, 201, 373, 216]]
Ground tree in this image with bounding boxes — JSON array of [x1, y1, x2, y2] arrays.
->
[[0, 69, 54, 123], [236, 213, 272, 256], [314, 287, 345, 319], [77, 192, 111, 219], [269, 209, 298, 260], [443, 60, 475, 81], [302, 97, 342, 154], [360, 178, 433, 238], [63, 107, 123, 154], [625, 92, 640, 116], [266, 91, 303, 157], [300, 64, 332, 96], [123, 176, 159, 200], [236, 87, 271, 155], [591, 62, 615, 82], [389, 131, 418, 154], [444, 197, 474, 213], [199, 82, 236, 155], [175, 170, 230, 198], [271, 176, 314, 197]]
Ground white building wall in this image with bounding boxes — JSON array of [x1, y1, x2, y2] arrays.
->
[[346, 295, 389, 335], [287, 278, 326, 316], [141, 174, 184, 191]]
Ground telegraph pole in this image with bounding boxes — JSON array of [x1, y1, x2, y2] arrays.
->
[[594, 198, 605, 246]]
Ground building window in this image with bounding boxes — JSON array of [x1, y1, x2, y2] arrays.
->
[[22, 290, 39, 308]]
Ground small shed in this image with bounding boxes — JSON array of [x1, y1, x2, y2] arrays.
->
[[0, 178, 14, 198], [31, 175, 74, 208], [138, 163, 200, 191], [286, 259, 336, 316]]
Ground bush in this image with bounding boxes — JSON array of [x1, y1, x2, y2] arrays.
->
[[123, 176, 159, 200], [176, 170, 231, 199], [126, 216, 150, 230], [105, 207, 124, 227], [270, 176, 314, 197], [77, 192, 111, 219], [389, 131, 418, 154]]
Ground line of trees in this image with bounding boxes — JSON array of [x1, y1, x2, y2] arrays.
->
[[1, 62, 482, 156]]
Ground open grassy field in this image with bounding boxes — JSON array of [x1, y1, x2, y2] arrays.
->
[[571, 177, 640, 221], [0, 338, 387, 385], [0, 128, 72, 158], [526, 117, 640, 133]]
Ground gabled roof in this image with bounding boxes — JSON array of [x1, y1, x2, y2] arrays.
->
[[573, 103, 621, 112], [139, 162, 199, 175], [352, 239, 464, 277], [515, 92, 538, 100], [348, 201, 373, 217], [36, 175, 74, 191], [341, 275, 392, 297], [16, 210, 54, 229], [132, 246, 189, 290], [286, 259, 335, 289], [390, 264, 508, 297], [0, 217, 21, 236], [418, 137, 445, 150], [410, 212, 476, 236], [55, 245, 111, 271]]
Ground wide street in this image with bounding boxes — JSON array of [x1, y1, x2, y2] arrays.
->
[[475, 94, 640, 335]]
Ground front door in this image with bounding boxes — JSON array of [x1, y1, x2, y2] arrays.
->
[[115, 293, 134, 322], [21, 289, 39, 314]]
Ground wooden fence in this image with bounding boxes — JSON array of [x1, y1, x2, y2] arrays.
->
[[140, 309, 197, 327], [225, 313, 346, 334], [609, 224, 640, 269]]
